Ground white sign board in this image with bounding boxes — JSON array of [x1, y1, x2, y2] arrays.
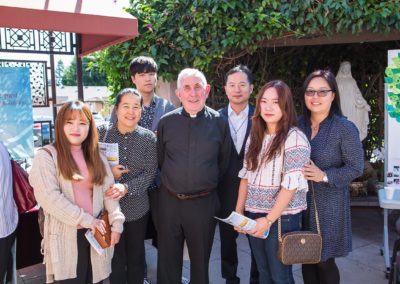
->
[[385, 50, 400, 187]]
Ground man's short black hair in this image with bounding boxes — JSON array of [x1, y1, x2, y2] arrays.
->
[[129, 56, 158, 76], [224, 64, 253, 85]]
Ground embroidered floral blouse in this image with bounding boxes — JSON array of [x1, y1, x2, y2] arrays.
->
[[239, 127, 311, 215]]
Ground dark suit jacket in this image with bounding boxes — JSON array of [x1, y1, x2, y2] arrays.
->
[[217, 105, 255, 217]]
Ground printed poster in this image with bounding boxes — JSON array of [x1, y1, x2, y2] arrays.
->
[[0, 67, 34, 160]]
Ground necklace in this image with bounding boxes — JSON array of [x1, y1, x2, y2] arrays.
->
[[311, 124, 319, 131], [229, 117, 247, 135], [228, 116, 247, 144], [228, 117, 247, 135]]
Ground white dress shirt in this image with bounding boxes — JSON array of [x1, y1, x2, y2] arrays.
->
[[228, 104, 249, 154], [0, 142, 18, 238]]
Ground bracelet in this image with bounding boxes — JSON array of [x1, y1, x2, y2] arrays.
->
[[265, 216, 273, 226]]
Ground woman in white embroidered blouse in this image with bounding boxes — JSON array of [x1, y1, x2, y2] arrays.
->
[[235, 80, 310, 283]]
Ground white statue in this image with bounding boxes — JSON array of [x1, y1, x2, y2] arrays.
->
[[336, 61, 371, 141]]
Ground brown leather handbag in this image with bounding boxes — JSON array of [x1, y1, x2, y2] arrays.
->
[[11, 160, 36, 214], [277, 182, 322, 265], [94, 210, 112, 248]]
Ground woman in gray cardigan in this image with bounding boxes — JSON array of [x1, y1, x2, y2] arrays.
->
[[29, 101, 125, 283]]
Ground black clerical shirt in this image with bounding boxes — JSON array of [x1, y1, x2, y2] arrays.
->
[[157, 106, 231, 194]]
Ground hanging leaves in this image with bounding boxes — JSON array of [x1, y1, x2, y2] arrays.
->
[[98, 0, 400, 96]]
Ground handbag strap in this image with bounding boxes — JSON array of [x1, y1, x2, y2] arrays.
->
[[102, 124, 111, 143], [39, 146, 56, 169], [40, 147, 53, 158], [278, 182, 320, 241]]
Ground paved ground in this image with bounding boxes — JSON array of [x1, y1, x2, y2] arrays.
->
[[17, 207, 396, 283]]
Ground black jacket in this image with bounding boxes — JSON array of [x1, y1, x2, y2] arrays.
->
[[157, 106, 231, 194], [217, 105, 255, 217]]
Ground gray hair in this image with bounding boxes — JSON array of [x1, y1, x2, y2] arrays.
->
[[177, 68, 207, 89]]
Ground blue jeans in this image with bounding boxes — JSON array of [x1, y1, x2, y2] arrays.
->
[[247, 212, 302, 284]]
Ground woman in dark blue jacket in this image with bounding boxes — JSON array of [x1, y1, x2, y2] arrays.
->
[[298, 70, 364, 284]]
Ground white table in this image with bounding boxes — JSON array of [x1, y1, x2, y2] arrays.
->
[[378, 188, 400, 277]]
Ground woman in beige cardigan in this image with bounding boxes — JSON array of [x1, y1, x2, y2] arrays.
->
[[29, 101, 125, 283]]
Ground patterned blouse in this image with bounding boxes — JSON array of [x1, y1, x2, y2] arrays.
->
[[140, 99, 156, 130], [239, 127, 311, 215], [98, 124, 157, 222]]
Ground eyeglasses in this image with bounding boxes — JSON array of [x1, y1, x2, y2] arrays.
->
[[305, 89, 332, 97]]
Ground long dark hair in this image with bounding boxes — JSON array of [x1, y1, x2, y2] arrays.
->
[[302, 70, 343, 126], [54, 101, 106, 184], [246, 80, 297, 171]]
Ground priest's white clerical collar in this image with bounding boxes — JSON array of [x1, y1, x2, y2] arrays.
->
[[182, 107, 206, 118]]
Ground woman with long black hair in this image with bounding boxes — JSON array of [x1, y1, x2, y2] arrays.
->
[[235, 80, 310, 283], [299, 70, 364, 284]]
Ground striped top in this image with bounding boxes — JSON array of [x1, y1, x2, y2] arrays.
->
[[239, 127, 310, 215], [0, 142, 18, 238]]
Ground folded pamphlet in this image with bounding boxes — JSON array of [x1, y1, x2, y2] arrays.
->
[[85, 230, 105, 255], [98, 142, 119, 167], [215, 211, 269, 239]]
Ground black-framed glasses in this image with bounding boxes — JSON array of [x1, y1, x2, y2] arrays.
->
[[305, 89, 332, 97]]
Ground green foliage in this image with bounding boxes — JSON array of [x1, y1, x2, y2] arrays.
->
[[98, 0, 400, 95], [55, 60, 64, 86], [96, 0, 399, 165], [61, 60, 76, 86], [99, 0, 291, 92], [280, 0, 400, 35], [235, 41, 391, 163], [62, 56, 108, 86]]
